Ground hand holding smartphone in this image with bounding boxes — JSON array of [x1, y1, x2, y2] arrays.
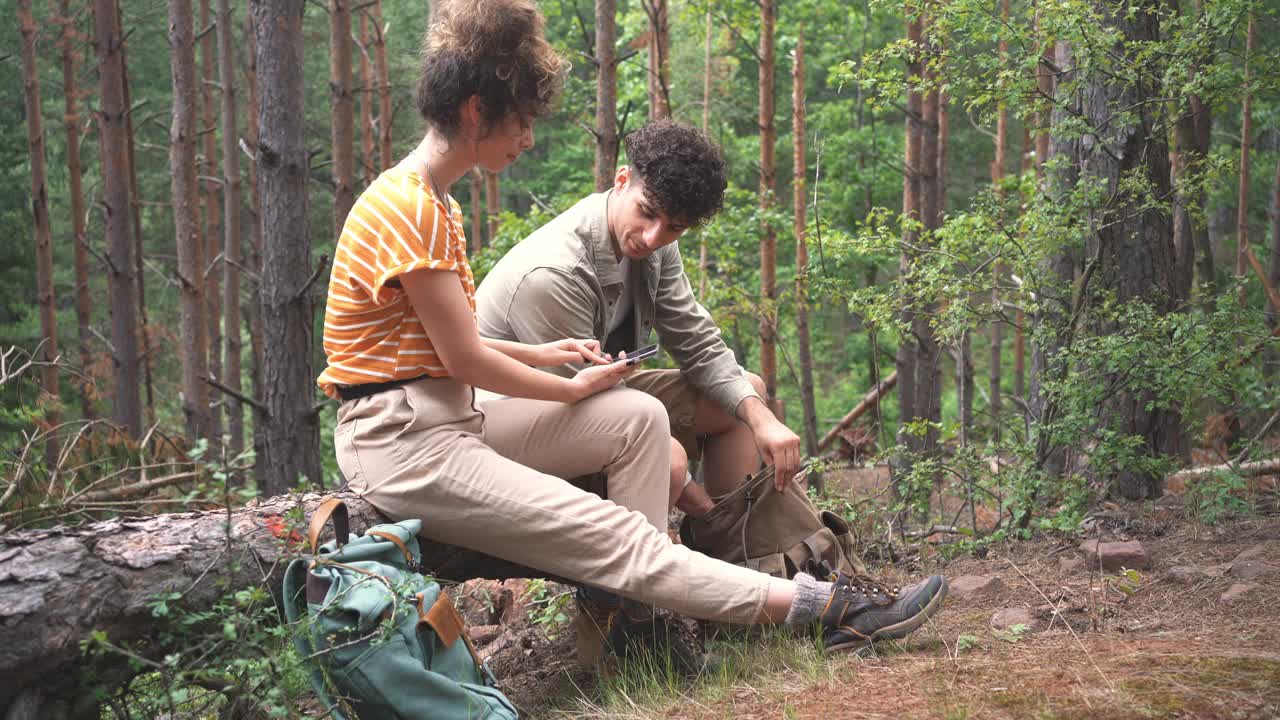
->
[[618, 343, 659, 366]]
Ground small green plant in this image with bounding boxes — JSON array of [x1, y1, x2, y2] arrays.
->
[[956, 634, 980, 653], [1110, 568, 1144, 597], [1184, 468, 1251, 525], [994, 623, 1030, 643], [525, 578, 573, 638]]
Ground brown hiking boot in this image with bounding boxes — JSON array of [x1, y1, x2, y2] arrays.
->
[[819, 572, 949, 653], [572, 587, 617, 666]]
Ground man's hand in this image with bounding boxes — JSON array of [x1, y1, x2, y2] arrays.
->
[[737, 397, 802, 489], [535, 338, 610, 367]]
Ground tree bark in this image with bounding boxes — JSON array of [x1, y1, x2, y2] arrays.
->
[[1235, 14, 1255, 306], [253, 0, 321, 495], [359, 10, 375, 185], [643, 0, 670, 120], [56, 0, 94, 421], [594, 0, 618, 192], [118, 8, 153, 425], [19, 0, 60, 441], [1190, 0, 1213, 292], [0, 492, 545, 714], [372, 0, 391, 171], [758, 0, 780, 418], [792, 34, 818, 462], [94, 0, 141, 438], [486, 171, 501, 244], [470, 168, 484, 252], [169, 0, 211, 443], [218, 0, 245, 467], [698, 7, 712, 296], [989, 0, 1009, 443], [1267, 148, 1280, 377], [243, 4, 267, 490], [914, 13, 942, 468], [896, 9, 923, 479], [330, 0, 356, 234], [201, 0, 224, 444]]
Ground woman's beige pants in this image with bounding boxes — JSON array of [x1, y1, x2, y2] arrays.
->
[[335, 376, 770, 623]]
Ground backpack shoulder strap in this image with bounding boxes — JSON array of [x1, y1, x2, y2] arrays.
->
[[308, 498, 350, 554]]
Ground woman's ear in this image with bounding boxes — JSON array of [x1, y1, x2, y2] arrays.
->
[[460, 95, 487, 137]]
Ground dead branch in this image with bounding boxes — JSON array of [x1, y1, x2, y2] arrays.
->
[[817, 371, 898, 452]]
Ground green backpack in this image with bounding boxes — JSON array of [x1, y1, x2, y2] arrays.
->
[[283, 499, 519, 720]]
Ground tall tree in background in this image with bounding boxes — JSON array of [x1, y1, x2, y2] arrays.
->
[[895, 9, 923, 484], [642, 0, 670, 119], [912, 9, 943, 470], [19, 0, 60, 442], [1269, 148, 1280, 376], [253, 0, 321, 493], [1235, 13, 1255, 307], [1060, 5, 1185, 500], [486, 171, 500, 243], [95, 0, 141, 437], [359, 11, 375, 185], [698, 7, 712, 295], [169, 0, 211, 441], [1189, 0, 1213, 291], [470, 169, 484, 251], [243, 4, 267, 486], [594, 0, 618, 191], [56, 0, 94, 419], [330, 0, 356, 233], [792, 34, 818, 461], [988, 0, 1010, 443], [201, 0, 224, 441], [118, 6, 154, 422], [217, 0, 245, 463], [758, 0, 779, 417], [372, 0, 391, 170]]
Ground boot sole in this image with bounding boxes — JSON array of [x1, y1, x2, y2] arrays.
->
[[825, 576, 950, 654]]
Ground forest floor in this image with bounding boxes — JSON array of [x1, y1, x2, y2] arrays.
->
[[461, 465, 1280, 720]]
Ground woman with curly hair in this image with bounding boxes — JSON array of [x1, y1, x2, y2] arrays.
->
[[318, 0, 946, 670]]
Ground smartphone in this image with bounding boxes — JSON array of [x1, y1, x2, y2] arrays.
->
[[619, 343, 659, 366]]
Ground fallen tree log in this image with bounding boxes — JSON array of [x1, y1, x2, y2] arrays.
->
[[817, 371, 898, 453], [1166, 458, 1280, 484], [0, 490, 549, 718]]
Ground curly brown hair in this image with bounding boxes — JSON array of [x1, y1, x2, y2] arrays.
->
[[415, 0, 567, 137], [623, 120, 727, 226]]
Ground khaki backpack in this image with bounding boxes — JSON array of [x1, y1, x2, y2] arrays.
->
[[679, 466, 865, 579]]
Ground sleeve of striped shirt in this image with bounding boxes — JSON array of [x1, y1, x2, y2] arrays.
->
[[363, 183, 462, 302]]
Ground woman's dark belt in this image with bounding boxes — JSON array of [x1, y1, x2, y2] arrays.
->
[[337, 374, 430, 402]]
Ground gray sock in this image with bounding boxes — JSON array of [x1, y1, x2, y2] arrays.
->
[[783, 572, 835, 626]]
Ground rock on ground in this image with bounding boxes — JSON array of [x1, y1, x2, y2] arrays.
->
[[1078, 539, 1150, 571], [949, 575, 1005, 600], [990, 607, 1040, 632], [1220, 583, 1257, 603]]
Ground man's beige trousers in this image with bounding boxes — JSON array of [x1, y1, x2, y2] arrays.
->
[[335, 376, 770, 623]]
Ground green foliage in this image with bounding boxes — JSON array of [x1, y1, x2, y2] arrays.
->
[[524, 578, 573, 638], [1184, 468, 1252, 525]]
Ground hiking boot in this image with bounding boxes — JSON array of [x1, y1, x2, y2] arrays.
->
[[603, 603, 709, 677], [819, 572, 948, 653], [572, 586, 619, 666]]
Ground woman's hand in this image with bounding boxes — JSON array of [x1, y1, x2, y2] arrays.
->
[[567, 358, 634, 402], [534, 338, 611, 367]]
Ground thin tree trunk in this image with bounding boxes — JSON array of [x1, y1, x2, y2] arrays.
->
[[698, 7, 712, 296], [372, 0, 391, 171], [19, 0, 61, 455], [896, 9, 923, 493], [201, 0, 224, 443], [1016, 123, 1030, 402], [57, 0, 93, 420], [916, 14, 942, 471], [643, 0, 670, 120], [169, 0, 211, 442], [118, 7, 152, 424], [330, 0, 355, 233], [594, 0, 618, 192], [485, 171, 500, 244], [758, 0, 780, 418], [989, 0, 1009, 443], [359, 11, 375, 185], [1190, 0, 1213, 291], [1267, 146, 1280, 377], [218, 0, 244, 466], [1236, 14, 1255, 306], [253, 0, 321, 494], [470, 168, 484, 252], [793, 34, 819, 463], [94, 0, 140, 438], [243, 3, 266, 488]]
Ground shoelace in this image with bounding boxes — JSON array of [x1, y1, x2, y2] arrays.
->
[[840, 572, 900, 604]]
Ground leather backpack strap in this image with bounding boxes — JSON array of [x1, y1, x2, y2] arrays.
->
[[308, 498, 350, 554], [367, 530, 416, 568]]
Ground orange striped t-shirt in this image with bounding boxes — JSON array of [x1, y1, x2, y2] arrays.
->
[[317, 166, 475, 399]]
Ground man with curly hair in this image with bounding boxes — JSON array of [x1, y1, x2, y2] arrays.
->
[[477, 119, 799, 522]]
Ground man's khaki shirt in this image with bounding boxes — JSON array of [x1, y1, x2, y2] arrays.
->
[[475, 192, 760, 416]]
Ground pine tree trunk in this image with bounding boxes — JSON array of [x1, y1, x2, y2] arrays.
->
[[593, 0, 618, 192], [1235, 14, 1255, 306], [698, 7, 712, 296], [485, 171, 500, 243], [201, 0, 224, 443], [359, 11, 375, 185], [896, 10, 923, 489], [1266, 145, 1280, 378], [169, 0, 211, 442], [118, 10, 153, 424], [19, 0, 61, 452], [1016, 123, 1030, 403], [792, 35, 819, 463], [253, 0, 321, 494], [57, 0, 94, 420], [915, 15, 942, 468], [372, 0, 391, 171], [330, 0, 355, 233], [243, 4, 267, 489], [217, 0, 244, 467], [470, 168, 484, 252], [758, 0, 780, 418], [989, 0, 1009, 443], [94, 0, 141, 438], [1190, 0, 1214, 291], [643, 0, 670, 120]]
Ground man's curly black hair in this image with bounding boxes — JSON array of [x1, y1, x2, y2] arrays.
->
[[623, 120, 727, 226]]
